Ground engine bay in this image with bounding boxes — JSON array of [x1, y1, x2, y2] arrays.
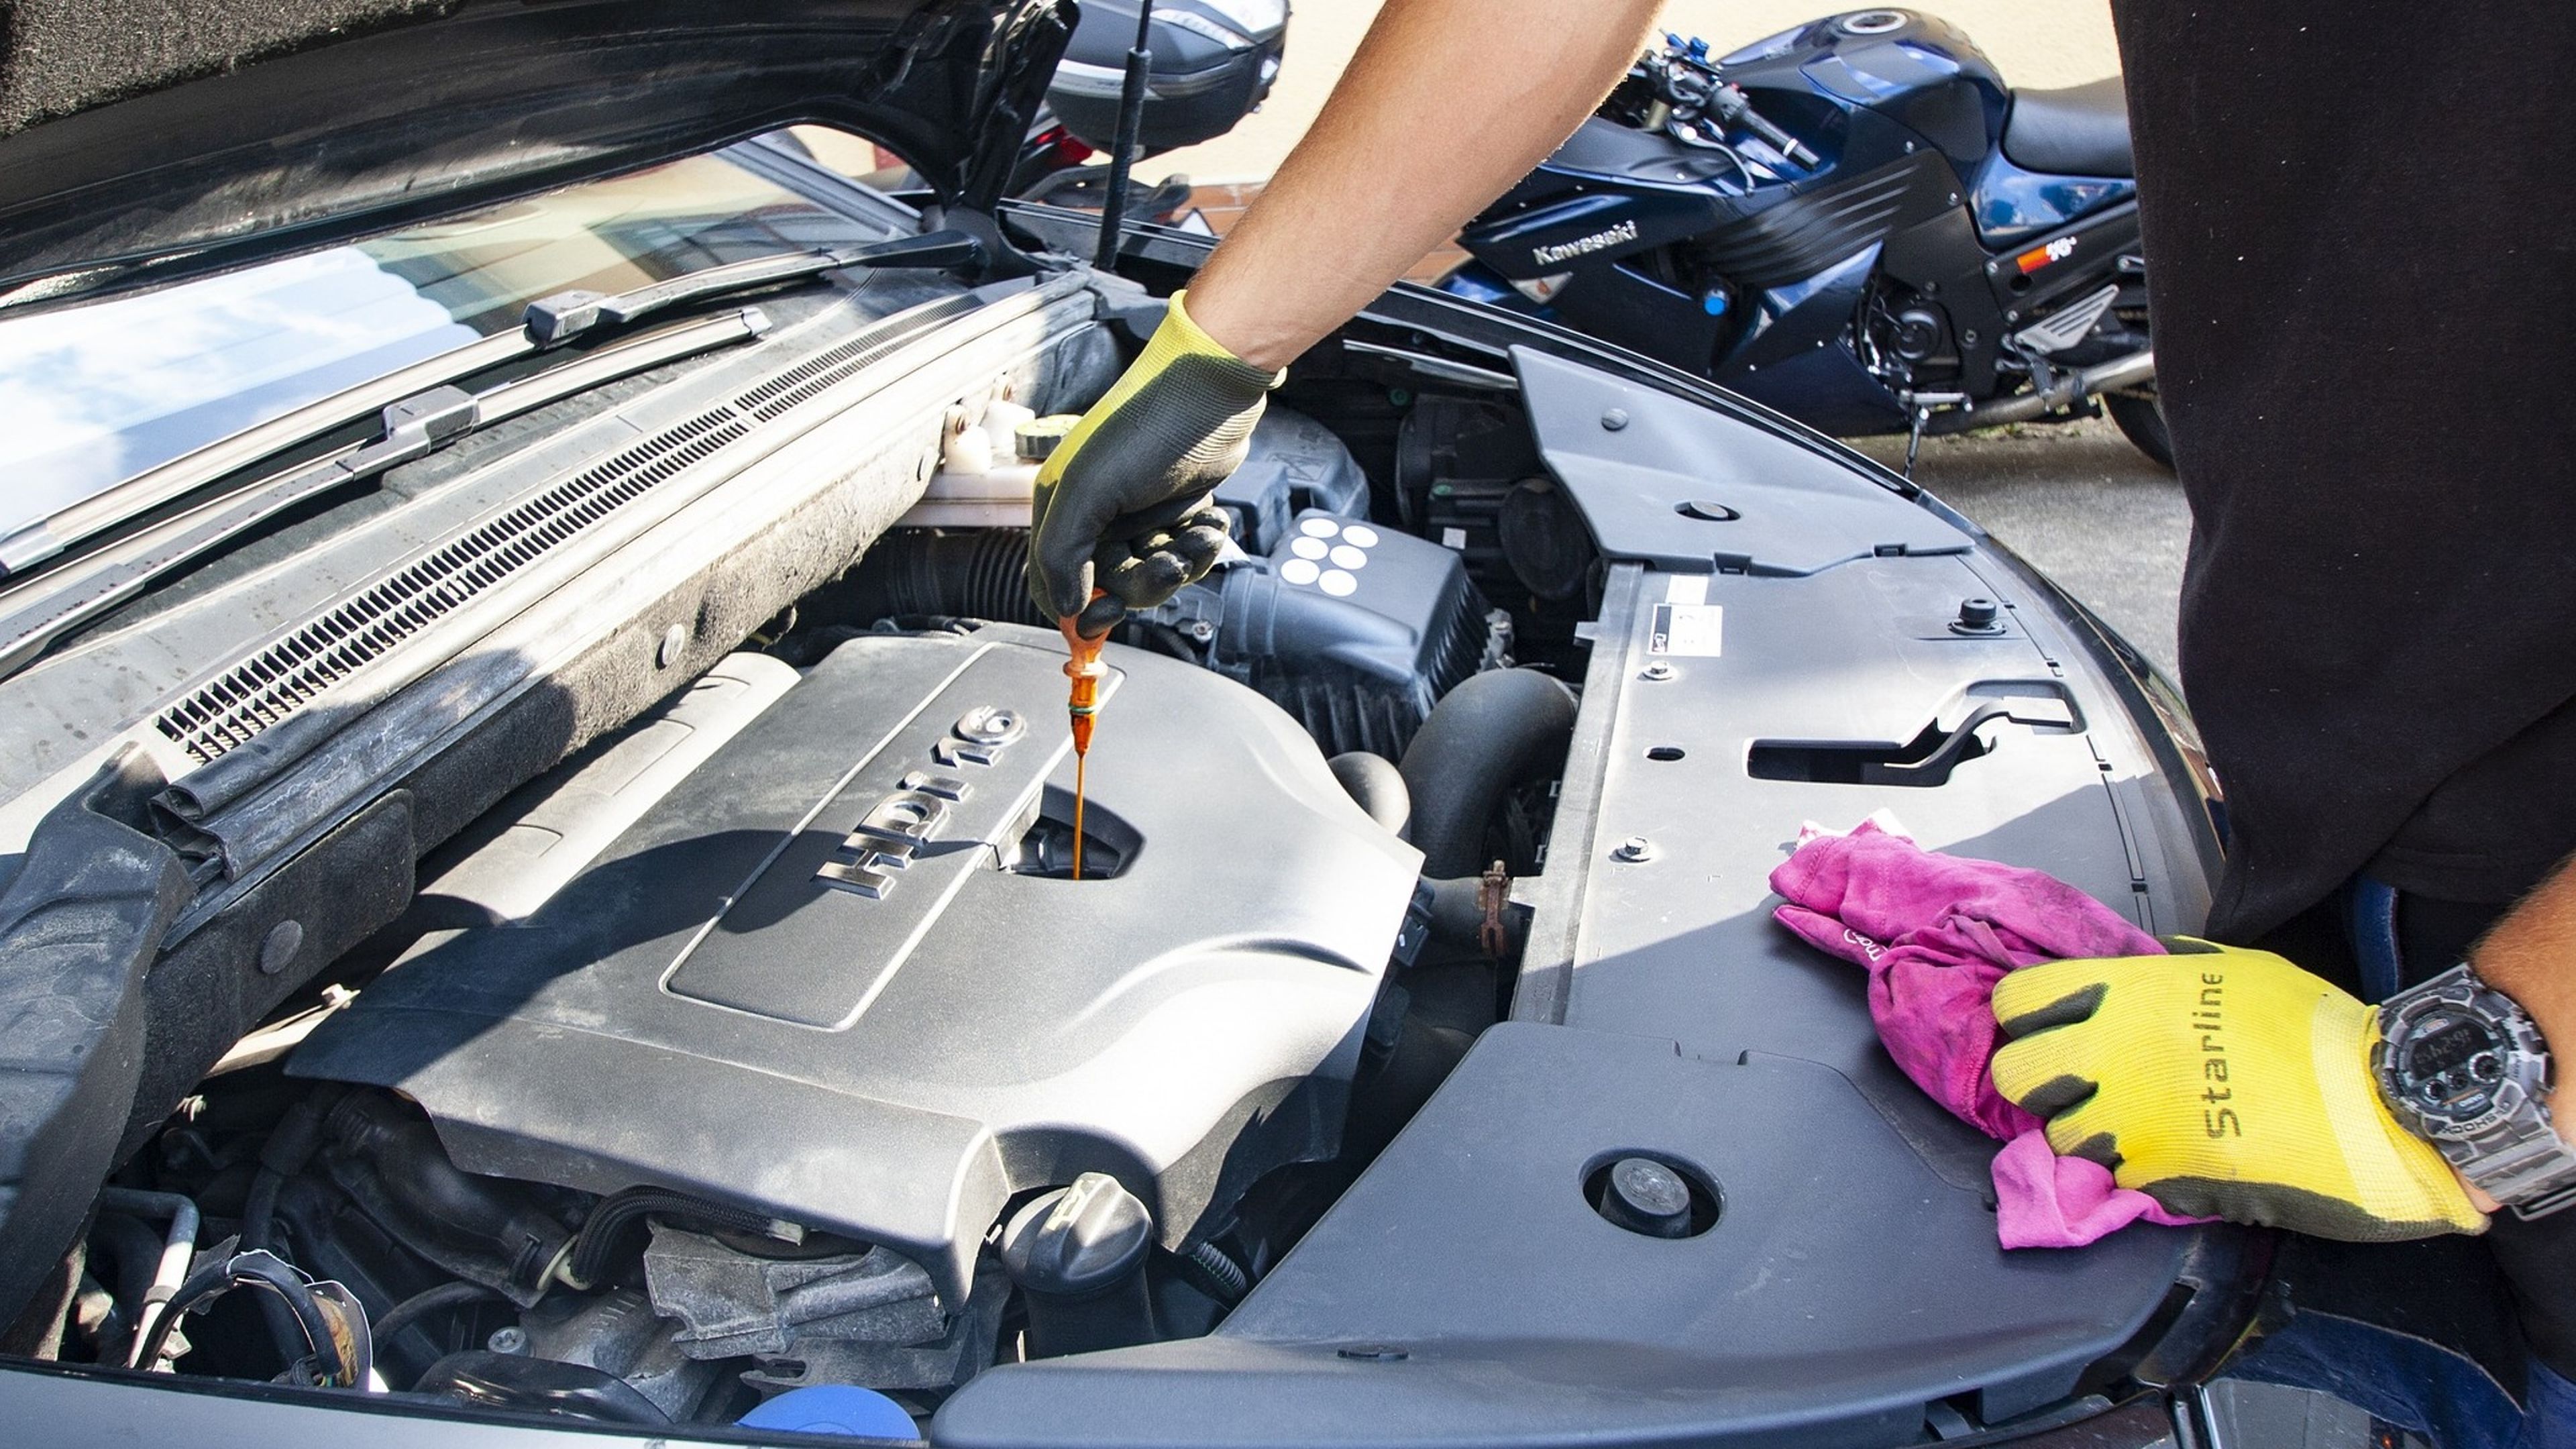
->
[[7, 254, 2243, 1445], [290, 624, 1421, 1377]]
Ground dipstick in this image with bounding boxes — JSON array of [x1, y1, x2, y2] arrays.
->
[[1058, 611, 1108, 880]]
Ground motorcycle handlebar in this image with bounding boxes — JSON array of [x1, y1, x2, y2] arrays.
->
[[1635, 47, 1821, 168], [1745, 111, 1821, 167], [1717, 84, 1821, 167]]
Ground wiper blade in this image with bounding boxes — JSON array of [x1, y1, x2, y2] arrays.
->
[[0, 231, 976, 577], [0, 307, 771, 680], [523, 229, 985, 347]]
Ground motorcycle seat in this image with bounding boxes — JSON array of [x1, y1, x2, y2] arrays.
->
[[2000, 76, 2133, 178]]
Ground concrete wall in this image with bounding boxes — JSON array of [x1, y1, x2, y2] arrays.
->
[[1150, 1, 2121, 184]]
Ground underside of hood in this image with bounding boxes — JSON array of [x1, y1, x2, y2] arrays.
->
[[0, 0, 1062, 309]]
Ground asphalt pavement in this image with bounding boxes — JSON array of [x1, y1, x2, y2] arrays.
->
[[1848, 415, 2190, 683]]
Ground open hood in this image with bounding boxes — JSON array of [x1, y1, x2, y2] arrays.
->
[[0, 0, 1067, 311]]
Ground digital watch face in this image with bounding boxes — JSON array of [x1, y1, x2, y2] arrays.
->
[[2398, 1011, 2507, 1120]]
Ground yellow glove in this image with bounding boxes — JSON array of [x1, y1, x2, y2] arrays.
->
[[1990, 938, 2486, 1241], [1027, 289, 1281, 635]]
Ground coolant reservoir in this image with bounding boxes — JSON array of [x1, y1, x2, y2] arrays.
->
[[900, 411, 1077, 529]]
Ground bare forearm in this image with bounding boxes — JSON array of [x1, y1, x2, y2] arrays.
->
[[1184, 0, 1664, 369], [2474, 851, 2576, 1102]]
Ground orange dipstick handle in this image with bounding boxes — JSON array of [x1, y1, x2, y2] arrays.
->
[[1059, 596, 1110, 879]]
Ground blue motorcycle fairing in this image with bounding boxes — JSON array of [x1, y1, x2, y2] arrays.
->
[[1465, 186, 1719, 283], [1717, 244, 1907, 435], [1552, 257, 1731, 374], [1723, 10, 2007, 172], [1436, 262, 1519, 309], [1970, 148, 2135, 248]]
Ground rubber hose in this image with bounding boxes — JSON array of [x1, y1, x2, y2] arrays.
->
[[1327, 753, 1411, 838], [244, 1083, 347, 1252], [849, 529, 1045, 627], [239, 1174, 284, 1254], [1420, 875, 1527, 956], [566, 1188, 782, 1289], [327, 1093, 567, 1298], [1397, 669, 1578, 878], [1186, 1240, 1249, 1303], [371, 1280, 502, 1360], [87, 1215, 163, 1334]]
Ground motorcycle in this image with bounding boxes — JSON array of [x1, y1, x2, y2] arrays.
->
[[1438, 9, 2168, 468]]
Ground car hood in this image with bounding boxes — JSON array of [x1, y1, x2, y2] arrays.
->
[[0, 0, 1063, 311]]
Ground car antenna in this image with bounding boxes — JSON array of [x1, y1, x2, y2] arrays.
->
[[1092, 2, 1157, 270]]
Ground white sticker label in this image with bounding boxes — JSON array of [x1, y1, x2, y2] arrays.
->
[[1440, 527, 1468, 550], [1664, 574, 1711, 605], [1648, 602, 1723, 657]]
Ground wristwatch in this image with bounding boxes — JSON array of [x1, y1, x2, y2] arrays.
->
[[2373, 963, 2576, 1220]]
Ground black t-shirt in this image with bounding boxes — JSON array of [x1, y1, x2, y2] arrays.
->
[[2112, 1, 2576, 938]]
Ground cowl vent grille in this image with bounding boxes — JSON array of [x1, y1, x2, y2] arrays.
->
[[155, 407, 746, 764], [733, 295, 976, 422]]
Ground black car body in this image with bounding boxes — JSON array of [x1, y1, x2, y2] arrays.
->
[[0, 3, 2256, 1445]]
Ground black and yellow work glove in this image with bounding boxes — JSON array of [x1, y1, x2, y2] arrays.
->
[[1990, 938, 2486, 1242], [1028, 289, 1281, 636]]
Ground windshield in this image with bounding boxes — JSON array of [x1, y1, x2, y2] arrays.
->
[[0, 149, 867, 549]]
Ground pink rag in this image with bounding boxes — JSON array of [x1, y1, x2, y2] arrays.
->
[[1768, 820, 2209, 1248]]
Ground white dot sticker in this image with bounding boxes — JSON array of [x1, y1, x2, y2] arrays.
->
[[1281, 558, 1322, 585], [1299, 517, 1340, 538], [1329, 545, 1368, 570], [1319, 569, 1358, 596], [1342, 525, 1380, 548], [1290, 536, 1329, 560]]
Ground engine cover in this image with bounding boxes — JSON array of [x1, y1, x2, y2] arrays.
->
[[291, 629, 1421, 1302]]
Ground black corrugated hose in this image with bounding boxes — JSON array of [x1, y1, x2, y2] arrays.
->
[[564, 1187, 784, 1289]]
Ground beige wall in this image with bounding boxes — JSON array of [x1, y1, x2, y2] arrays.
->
[[1151, 2, 2121, 184]]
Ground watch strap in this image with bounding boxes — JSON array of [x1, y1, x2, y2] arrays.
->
[[2430, 1107, 2576, 1221], [2381, 963, 2576, 1221]]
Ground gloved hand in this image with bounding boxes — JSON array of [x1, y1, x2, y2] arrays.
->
[[1990, 938, 2486, 1242], [1028, 289, 1281, 636]]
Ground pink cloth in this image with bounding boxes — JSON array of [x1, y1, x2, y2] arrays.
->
[[1768, 820, 2208, 1248]]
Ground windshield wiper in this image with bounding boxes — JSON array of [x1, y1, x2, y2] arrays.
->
[[0, 230, 984, 578], [0, 307, 771, 680], [523, 229, 983, 347]]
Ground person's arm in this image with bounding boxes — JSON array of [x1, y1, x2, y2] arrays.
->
[[1027, 0, 1663, 630], [2451, 854, 2576, 1209], [1187, 0, 1666, 369], [2471, 855, 2576, 1071]]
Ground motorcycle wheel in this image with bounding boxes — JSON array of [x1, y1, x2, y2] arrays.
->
[[2106, 392, 2174, 470]]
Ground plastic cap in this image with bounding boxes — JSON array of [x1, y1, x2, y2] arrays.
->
[[1002, 1172, 1153, 1296], [1016, 414, 1081, 462], [737, 1384, 918, 1439], [1600, 1157, 1693, 1238]]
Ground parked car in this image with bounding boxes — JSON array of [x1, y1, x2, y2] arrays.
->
[[0, 2, 2247, 1446]]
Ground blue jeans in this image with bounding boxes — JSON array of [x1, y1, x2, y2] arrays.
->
[[2232, 1309, 2576, 1449], [2532, 1361, 2576, 1449]]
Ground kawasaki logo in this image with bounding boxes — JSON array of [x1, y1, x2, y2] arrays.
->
[[1532, 219, 1638, 266]]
